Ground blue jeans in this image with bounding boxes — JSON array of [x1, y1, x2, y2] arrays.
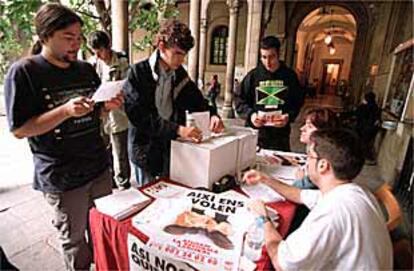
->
[[133, 163, 154, 187]]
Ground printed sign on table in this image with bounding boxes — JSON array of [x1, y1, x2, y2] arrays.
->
[[128, 233, 196, 271], [132, 189, 256, 271]]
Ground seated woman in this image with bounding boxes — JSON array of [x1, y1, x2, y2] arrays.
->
[[293, 107, 339, 189]]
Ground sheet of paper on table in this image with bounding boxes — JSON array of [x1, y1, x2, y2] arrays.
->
[[94, 189, 151, 220], [241, 183, 285, 203], [261, 166, 298, 185], [91, 80, 124, 102], [257, 149, 306, 166]]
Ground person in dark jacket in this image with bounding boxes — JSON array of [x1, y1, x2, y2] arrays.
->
[[207, 74, 220, 110], [124, 19, 224, 186], [235, 36, 304, 151], [355, 91, 381, 163]]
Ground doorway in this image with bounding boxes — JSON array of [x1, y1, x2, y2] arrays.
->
[[320, 59, 343, 95]]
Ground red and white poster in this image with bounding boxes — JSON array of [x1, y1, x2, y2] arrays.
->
[[128, 233, 197, 271], [132, 189, 254, 271]]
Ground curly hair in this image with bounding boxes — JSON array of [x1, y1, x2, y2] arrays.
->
[[154, 19, 194, 52]]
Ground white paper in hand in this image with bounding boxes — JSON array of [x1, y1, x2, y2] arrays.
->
[[92, 80, 124, 102], [191, 111, 211, 139]]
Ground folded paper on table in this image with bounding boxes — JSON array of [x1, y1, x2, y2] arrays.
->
[[92, 80, 124, 102], [94, 189, 151, 220]]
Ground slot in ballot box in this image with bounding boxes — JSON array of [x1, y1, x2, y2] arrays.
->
[[170, 126, 257, 189]]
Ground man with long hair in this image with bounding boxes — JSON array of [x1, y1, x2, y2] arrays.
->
[[4, 3, 123, 270]]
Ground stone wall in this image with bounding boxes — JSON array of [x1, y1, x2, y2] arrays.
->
[[372, 1, 414, 185]]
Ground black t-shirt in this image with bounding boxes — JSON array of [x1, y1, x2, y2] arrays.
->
[[4, 55, 109, 192]]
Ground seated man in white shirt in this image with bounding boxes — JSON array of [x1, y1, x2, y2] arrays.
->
[[244, 128, 392, 271]]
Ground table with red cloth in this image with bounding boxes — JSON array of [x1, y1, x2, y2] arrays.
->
[[90, 179, 297, 271]]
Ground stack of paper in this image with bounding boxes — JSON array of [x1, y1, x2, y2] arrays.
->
[[94, 189, 151, 220]]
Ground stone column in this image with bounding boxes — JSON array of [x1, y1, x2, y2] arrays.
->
[[222, 0, 240, 118], [198, 18, 208, 91], [111, 0, 128, 54], [188, 0, 200, 81], [244, 0, 263, 73]]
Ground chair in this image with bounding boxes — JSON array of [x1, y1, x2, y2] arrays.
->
[[374, 183, 402, 231], [374, 184, 413, 270]]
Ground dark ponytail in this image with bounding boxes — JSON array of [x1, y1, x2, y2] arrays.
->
[[30, 40, 42, 56]]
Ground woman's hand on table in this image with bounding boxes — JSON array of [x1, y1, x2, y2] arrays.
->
[[242, 169, 271, 185]]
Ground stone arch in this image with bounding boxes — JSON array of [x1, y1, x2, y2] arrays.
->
[[285, 1, 372, 101]]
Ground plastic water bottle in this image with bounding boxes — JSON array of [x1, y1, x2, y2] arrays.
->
[[243, 218, 264, 262]]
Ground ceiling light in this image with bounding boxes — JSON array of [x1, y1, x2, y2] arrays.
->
[[324, 33, 332, 45], [328, 43, 336, 55]]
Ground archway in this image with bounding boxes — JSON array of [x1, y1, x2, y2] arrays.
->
[[295, 5, 356, 98], [285, 1, 372, 102]]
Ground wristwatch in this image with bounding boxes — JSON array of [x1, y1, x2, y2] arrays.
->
[[256, 215, 272, 225]]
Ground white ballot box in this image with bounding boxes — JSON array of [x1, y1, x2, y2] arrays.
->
[[170, 126, 258, 189], [227, 126, 258, 172]]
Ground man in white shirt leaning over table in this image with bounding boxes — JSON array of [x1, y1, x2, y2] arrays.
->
[[244, 128, 392, 271]]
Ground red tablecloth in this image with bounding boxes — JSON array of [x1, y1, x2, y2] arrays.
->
[[90, 180, 297, 271]]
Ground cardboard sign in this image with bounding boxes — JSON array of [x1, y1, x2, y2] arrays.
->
[[132, 189, 256, 271]]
